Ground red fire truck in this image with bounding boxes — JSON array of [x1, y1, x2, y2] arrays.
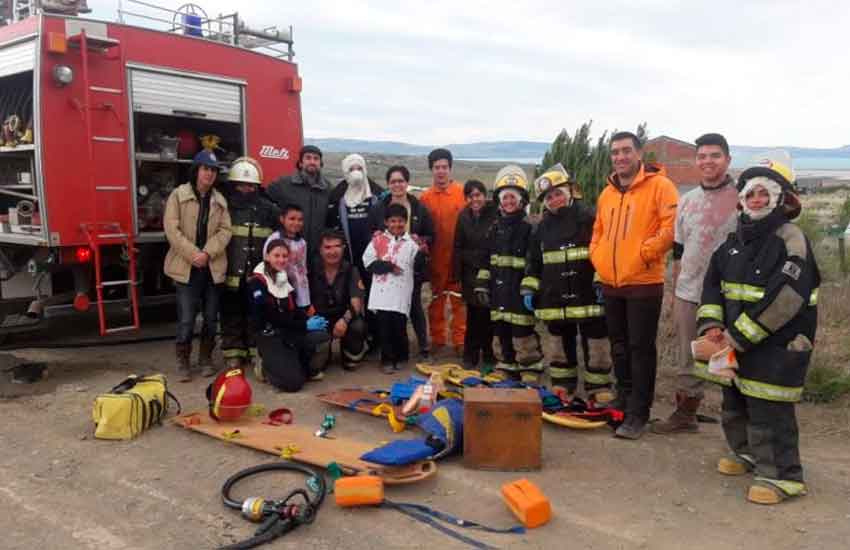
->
[[0, 1, 303, 337]]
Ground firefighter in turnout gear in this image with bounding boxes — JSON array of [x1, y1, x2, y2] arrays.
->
[[696, 155, 819, 505], [473, 165, 543, 383], [522, 164, 612, 400], [221, 157, 280, 371]]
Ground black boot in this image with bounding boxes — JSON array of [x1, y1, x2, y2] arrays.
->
[[175, 343, 192, 383]]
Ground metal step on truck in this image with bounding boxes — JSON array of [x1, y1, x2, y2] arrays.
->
[[0, 0, 304, 340]]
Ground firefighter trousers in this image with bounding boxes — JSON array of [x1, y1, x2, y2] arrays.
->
[[545, 319, 610, 393], [722, 384, 804, 483], [312, 317, 368, 370], [220, 287, 256, 362], [492, 321, 542, 383], [256, 330, 330, 393]]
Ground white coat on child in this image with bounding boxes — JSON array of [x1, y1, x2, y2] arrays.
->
[[362, 230, 419, 316]]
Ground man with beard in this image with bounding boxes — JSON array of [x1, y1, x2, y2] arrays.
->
[[267, 145, 332, 260]]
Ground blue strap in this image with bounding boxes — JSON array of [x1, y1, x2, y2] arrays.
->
[[387, 501, 525, 534], [383, 501, 507, 549]]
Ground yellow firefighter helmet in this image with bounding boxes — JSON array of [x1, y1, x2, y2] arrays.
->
[[533, 163, 571, 201], [493, 165, 530, 201]]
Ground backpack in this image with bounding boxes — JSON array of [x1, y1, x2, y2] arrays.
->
[[92, 374, 181, 440]]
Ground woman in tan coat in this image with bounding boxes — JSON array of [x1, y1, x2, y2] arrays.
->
[[163, 151, 232, 382]]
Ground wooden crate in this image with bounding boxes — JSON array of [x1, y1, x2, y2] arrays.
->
[[463, 387, 542, 471]]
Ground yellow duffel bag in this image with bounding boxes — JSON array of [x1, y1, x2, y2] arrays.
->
[[92, 374, 181, 440]]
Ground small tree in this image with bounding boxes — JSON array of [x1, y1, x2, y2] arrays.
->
[[536, 121, 648, 205]]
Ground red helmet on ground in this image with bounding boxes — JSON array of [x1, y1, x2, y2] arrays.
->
[[206, 367, 253, 421]]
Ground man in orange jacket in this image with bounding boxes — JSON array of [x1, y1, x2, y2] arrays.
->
[[420, 148, 466, 358], [590, 131, 678, 439]]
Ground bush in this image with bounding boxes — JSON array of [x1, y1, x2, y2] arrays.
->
[[795, 210, 823, 246], [804, 365, 850, 403]]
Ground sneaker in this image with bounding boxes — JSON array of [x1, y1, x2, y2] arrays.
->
[[394, 361, 409, 372], [308, 371, 325, 382], [614, 416, 647, 440], [381, 363, 395, 375]]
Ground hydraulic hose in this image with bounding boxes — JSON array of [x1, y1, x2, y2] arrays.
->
[[218, 462, 326, 550]]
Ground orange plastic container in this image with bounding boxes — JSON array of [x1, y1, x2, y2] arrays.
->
[[501, 479, 551, 528], [334, 475, 385, 507]]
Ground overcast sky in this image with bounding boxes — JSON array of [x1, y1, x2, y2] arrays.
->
[[88, 0, 847, 148]]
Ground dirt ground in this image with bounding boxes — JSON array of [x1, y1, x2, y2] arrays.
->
[[1, 314, 849, 550]]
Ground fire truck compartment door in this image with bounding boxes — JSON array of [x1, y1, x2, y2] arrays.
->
[[0, 39, 37, 78], [130, 70, 243, 123]]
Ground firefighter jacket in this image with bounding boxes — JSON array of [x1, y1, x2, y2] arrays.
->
[[248, 266, 307, 334], [522, 202, 603, 322], [474, 211, 535, 326], [225, 192, 280, 290], [452, 202, 498, 303], [696, 210, 820, 402], [590, 162, 678, 289]]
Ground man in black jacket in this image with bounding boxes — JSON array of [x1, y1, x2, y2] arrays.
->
[[266, 145, 331, 260], [310, 231, 368, 370]]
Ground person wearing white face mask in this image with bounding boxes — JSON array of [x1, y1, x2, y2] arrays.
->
[[327, 154, 385, 271], [327, 154, 385, 350]]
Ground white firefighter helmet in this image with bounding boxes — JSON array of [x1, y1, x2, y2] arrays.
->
[[533, 163, 571, 201], [493, 165, 530, 201], [228, 156, 263, 186]]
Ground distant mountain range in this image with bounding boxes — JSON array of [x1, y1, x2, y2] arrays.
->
[[307, 138, 550, 159], [307, 138, 850, 162]]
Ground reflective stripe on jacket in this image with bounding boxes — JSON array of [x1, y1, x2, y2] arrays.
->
[[695, 216, 820, 402], [523, 201, 601, 322]]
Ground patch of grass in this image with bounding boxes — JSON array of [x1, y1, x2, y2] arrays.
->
[[804, 365, 850, 403]]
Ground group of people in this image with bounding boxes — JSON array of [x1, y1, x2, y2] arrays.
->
[[163, 132, 819, 505]]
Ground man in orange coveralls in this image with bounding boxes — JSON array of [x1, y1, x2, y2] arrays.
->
[[420, 148, 466, 359]]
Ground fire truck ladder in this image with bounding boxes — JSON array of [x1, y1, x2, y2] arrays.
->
[[72, 30, 140, 336]]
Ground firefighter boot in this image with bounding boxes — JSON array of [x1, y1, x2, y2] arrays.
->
[[652, 391, 701, 434], [198, 337, 218, 377], [585, 337, 614, 404], [176, 343, 192, 383], [747, 478, 807, 505], [717, 454, 755, 476]]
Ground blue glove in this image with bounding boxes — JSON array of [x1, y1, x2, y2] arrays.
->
[[306, 315, 328, 332], [523, 295, 534, 312]]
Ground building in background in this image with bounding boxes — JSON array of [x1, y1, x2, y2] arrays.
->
[[644, 136, 702, 192]]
